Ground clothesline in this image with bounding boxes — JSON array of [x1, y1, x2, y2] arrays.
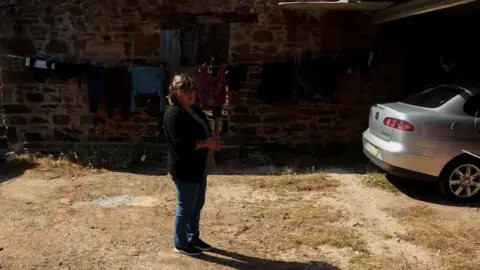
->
[[2, 54, 26, 59], [1, 54, 231, 70], [224, 52, 375, 67], [1, 54, 171, 69], [2, 52, 374, 70]]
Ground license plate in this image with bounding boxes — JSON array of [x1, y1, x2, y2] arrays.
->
[[364, 142, 382, 160]]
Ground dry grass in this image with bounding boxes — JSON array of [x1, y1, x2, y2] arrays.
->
[[241, 171, 339, 192], [12, 153, 99, 178], [348, 253, 429, 270], [292, 226, 368, 252], [248, 203, 347, 224], [203, 199, 370, 257], [362, 170, 397, 193], [387, 205, 480, 269], [237, 201, 368, 254]]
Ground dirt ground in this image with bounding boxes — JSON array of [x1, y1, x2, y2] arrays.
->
[[0, 157, 479, 270]]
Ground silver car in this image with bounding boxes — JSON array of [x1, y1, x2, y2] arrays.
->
[[363, 84, 480, 202]]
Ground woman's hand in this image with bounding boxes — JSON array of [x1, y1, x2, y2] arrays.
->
[[206, 136, 224, 151], [196, 136, 224, 151]]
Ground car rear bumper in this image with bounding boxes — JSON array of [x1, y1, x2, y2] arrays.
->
[[362, 129, 451, 179], [363, 148, 437, 182]]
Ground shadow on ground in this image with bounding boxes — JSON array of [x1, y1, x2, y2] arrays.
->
[[0, 160, 38, 185], [29, 144, 371, 176], [197, 248, 339, 270], [386, 174, 480, 208]]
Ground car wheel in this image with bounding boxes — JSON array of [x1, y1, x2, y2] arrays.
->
[[439, 157, 480, 202]]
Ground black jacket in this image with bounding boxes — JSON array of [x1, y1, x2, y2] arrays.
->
[[163, 103, 210, 182]]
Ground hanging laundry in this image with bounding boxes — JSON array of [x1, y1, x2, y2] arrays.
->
[[85, 64, 106, 114], [160, 29, 181, 69], [351, 52, 373, 81], [197, 64, 228, 108], [226, 64, 248, 91], [296, 57, 338, 99], [104, 66, 131, 120], [259, 62, 295, 102], [128, 66, 167, 113], [51, 62, 86, 88], [29, 58, 52, 83]]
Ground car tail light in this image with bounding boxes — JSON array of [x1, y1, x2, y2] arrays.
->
[[383, 117, 414, 131]]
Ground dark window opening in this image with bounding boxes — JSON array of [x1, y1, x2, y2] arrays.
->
[[463, 93, 480, 117], [160, 24, 230, 68]]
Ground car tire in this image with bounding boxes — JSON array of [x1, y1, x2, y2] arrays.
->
[[439, 156, 480, 202]]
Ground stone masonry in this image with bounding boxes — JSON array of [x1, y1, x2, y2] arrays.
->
[[0, 0, 405, 149], [226, 9, 405, 147]]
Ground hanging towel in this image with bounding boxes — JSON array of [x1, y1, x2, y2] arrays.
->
[[128, 66, 167, 113], [104, 66, 131, 120], [29, 59, 52, 83], [86, 64, 106, 114], [51, 62, 86, 88]]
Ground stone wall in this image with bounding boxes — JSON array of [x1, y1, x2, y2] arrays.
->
[[0, 0, 406, 149], [226, 9, 405, 147], [225, 53, 405, 147], [0, 0, 263, 149]]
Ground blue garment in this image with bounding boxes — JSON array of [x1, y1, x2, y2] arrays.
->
[[128, 67, 166, 112], [173, 176, 207, 248]]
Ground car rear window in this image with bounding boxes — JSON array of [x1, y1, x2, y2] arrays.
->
[[402, 86, 464, 108]]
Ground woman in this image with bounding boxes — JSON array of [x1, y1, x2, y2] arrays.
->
[[163, 74, 222, 256]]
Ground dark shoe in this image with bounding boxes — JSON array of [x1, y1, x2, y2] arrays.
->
[[174, 245, 203, 256], [193, 239, 213, 251]]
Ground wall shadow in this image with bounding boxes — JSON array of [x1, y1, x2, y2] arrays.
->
[[209, 145, 369, 176], [0, 160, 38, 185], [41, 143, 371, 176], [385, 174, 480, 208], [196, 248, 340, 270]]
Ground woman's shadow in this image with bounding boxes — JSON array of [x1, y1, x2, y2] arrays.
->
[[196, 248, 340, 270]]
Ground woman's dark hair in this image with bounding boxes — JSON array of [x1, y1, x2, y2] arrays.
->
[[168, 73, 197, 104]]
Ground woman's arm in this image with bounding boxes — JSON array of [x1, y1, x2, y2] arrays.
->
[[164, 108, 214, 158]]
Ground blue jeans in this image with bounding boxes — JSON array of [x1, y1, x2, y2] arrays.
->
[[173, 177, 207, 248]]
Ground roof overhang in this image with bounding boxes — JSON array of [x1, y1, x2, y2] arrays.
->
[[278, 1, 396, 11], [371, 0, 477, 24], [279, 0, 478, 24]]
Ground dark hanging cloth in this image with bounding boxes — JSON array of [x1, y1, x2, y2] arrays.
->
[[296, 57, 338, 99], [86, 64, 106, 114], [51, 62, 86, 88], [259, 62, 295, 102], [353, 52, 373, 81], [104, 66, 131, 120], [29, 59, 52, 83], [226, 64, 248, 91]]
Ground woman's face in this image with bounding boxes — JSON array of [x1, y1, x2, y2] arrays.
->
[[174, 89, 196, 107]]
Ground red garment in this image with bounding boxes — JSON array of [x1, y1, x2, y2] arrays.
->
[[197, 64, 227, 107]]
